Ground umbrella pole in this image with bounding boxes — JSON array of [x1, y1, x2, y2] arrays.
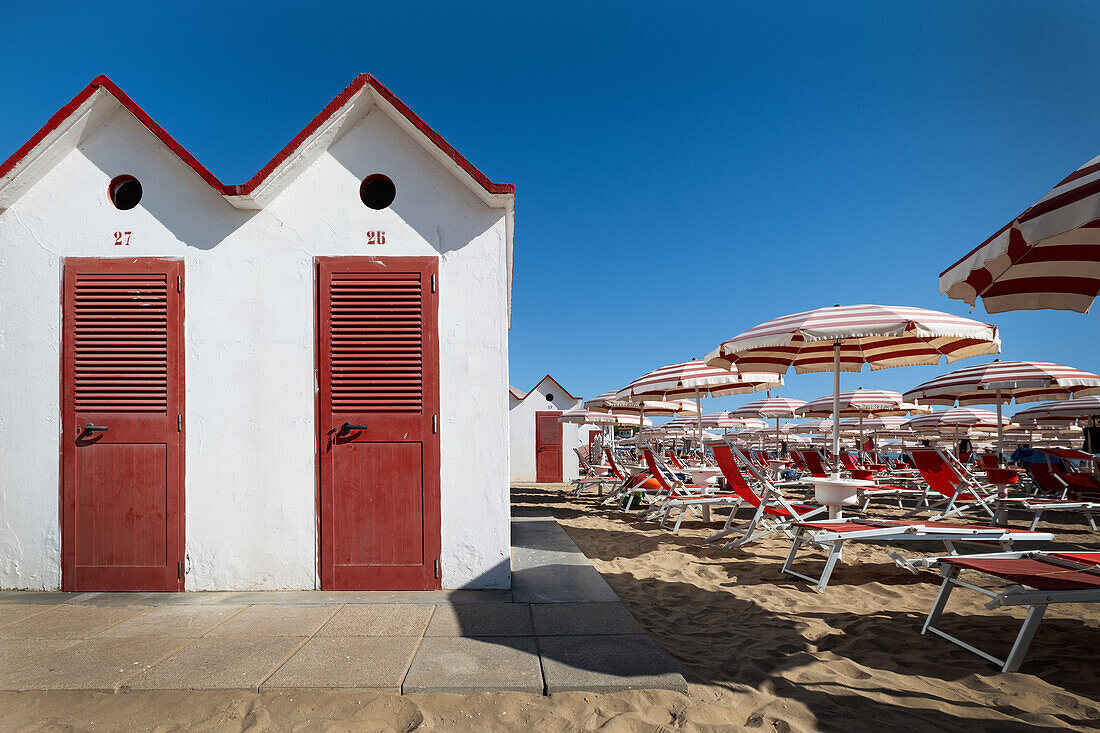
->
[[858, 412, 864, 463], [996, 388, 1005, 466], [832, 340, 841, 478], [695, 388, 704, 461]]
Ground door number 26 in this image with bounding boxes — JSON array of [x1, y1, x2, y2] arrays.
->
[[367, 230, 386, 245]]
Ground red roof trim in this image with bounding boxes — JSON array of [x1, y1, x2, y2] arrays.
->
[[522, 374, 580, 402], [0, 74, 514, 199]]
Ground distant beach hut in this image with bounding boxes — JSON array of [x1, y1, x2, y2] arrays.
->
[[508, 375, 597, 483]]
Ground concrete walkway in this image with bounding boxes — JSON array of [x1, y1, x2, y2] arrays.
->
[[0, 516, 686, 695]]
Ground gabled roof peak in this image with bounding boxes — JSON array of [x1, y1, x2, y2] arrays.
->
[[0, 74, 514, 209]]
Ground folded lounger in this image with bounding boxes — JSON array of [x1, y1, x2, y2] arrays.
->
[[902, 550, 1100, 672], [781, 518, 1053, 592], [570, 447, 616, 497]]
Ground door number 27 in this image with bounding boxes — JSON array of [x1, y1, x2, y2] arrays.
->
[[113, 231, 132, 246]]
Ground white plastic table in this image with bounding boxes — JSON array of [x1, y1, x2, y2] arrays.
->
[[808, 477, 873, 519]]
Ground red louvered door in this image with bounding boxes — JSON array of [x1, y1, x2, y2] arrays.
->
[[61, 258, 184, 591], [317, 257, 441, 590]]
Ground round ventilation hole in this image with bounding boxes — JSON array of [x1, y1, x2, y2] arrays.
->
[[108, 175, 143, 210], [360, 174, 396, 210], [545, 394, 554, 402]]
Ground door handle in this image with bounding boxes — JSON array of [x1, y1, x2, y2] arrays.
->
[[81, 423, 108, 435], [339, 422, 368, 435]]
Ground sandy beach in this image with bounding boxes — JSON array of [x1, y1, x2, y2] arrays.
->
[[1, 483, 1097, 731]]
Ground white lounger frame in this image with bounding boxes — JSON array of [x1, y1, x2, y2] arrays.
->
[[781, 520, 1052, 592], [899, 551, 1100, 672]]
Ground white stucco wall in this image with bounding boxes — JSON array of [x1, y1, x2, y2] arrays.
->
[[0, 103, 511, 589], [507, 377, 589, 482]]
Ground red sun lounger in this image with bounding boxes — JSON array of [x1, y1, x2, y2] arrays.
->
[[910, 550, 1100, 672], [641, 447, 740, 532], [705, 441, 828, 547]]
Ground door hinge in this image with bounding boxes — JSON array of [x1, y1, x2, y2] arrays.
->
[[432, 414, 438, 434], [430, 273, 436, 293], [177, 561, 183, 579], [177, 415, 182, 432], [177, 275, 181, 293], [434, 558, 439, 579]]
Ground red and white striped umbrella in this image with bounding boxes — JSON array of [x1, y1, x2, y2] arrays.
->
[[904, 407, 1011, 432], [787, 418, 835, 434], [706, 304, 1000, 470], [584, 392, 699, 417], [729, 397, 806, 419], [614, 360, 782, 400], [796, 389, 923, 418], [706, 305, 1000, 374], [940, 153, 1100, 314], [615, 359, 782, 447], [558, 409, 651, 427], [904, 360, 1100, 458], [839, 415, 911, 432], [730, 397, 807, 455], [1011, 395, 1100, 426]]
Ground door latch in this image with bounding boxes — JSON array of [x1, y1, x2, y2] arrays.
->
[[339, 422, 369, 435]]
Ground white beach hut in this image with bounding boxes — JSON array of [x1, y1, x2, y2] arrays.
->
[[508, 375, 598, 483], [0, 75, 515, 592]]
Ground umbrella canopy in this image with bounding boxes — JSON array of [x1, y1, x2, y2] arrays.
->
[[903, 360, 1100, 406], [839, 415, 911, 432], [558, 409, 651, 427], [705, 305, 1001, 374], [904, 407, 1011, 433], [615, 359, 783, 451], [787, 418, 834, 434], [1012, 395, 1100, 426], [706, 304, 1000, 473], [796, 388, 924, 418], [614, 360, 782, 400], [904, 360, 1100, 460], [583, 392, 699, 417], [729, 397, 807, 419], [940, 153, 1100, 314]]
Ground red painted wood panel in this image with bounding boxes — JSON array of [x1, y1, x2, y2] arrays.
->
[[535, 411, 563, 482], [317, 257, 441, 590], [61, 258, 184, 591]]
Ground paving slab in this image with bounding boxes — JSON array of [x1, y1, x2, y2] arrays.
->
[[0, 638, 81, 677], [0, 592, 74, 606], [96, 604, 246, 638], [511, 519, 619, 603], [316, 604, 434, 637], [263, 636, 419, 690], [127, 636, 306, 691], [0, 636, 193, 691], [531, 602, 645, 636], [512, 562, 619, 604], [0, 604, 59, 630], [403, 636, 543, 694], [203, 604, 339, 637], [0, 604, 150, 639], [538, 634, 688, 694], [425, 603, 533, 637]]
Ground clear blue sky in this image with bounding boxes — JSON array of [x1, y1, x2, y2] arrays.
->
[[4, 2, 1098, 418]]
